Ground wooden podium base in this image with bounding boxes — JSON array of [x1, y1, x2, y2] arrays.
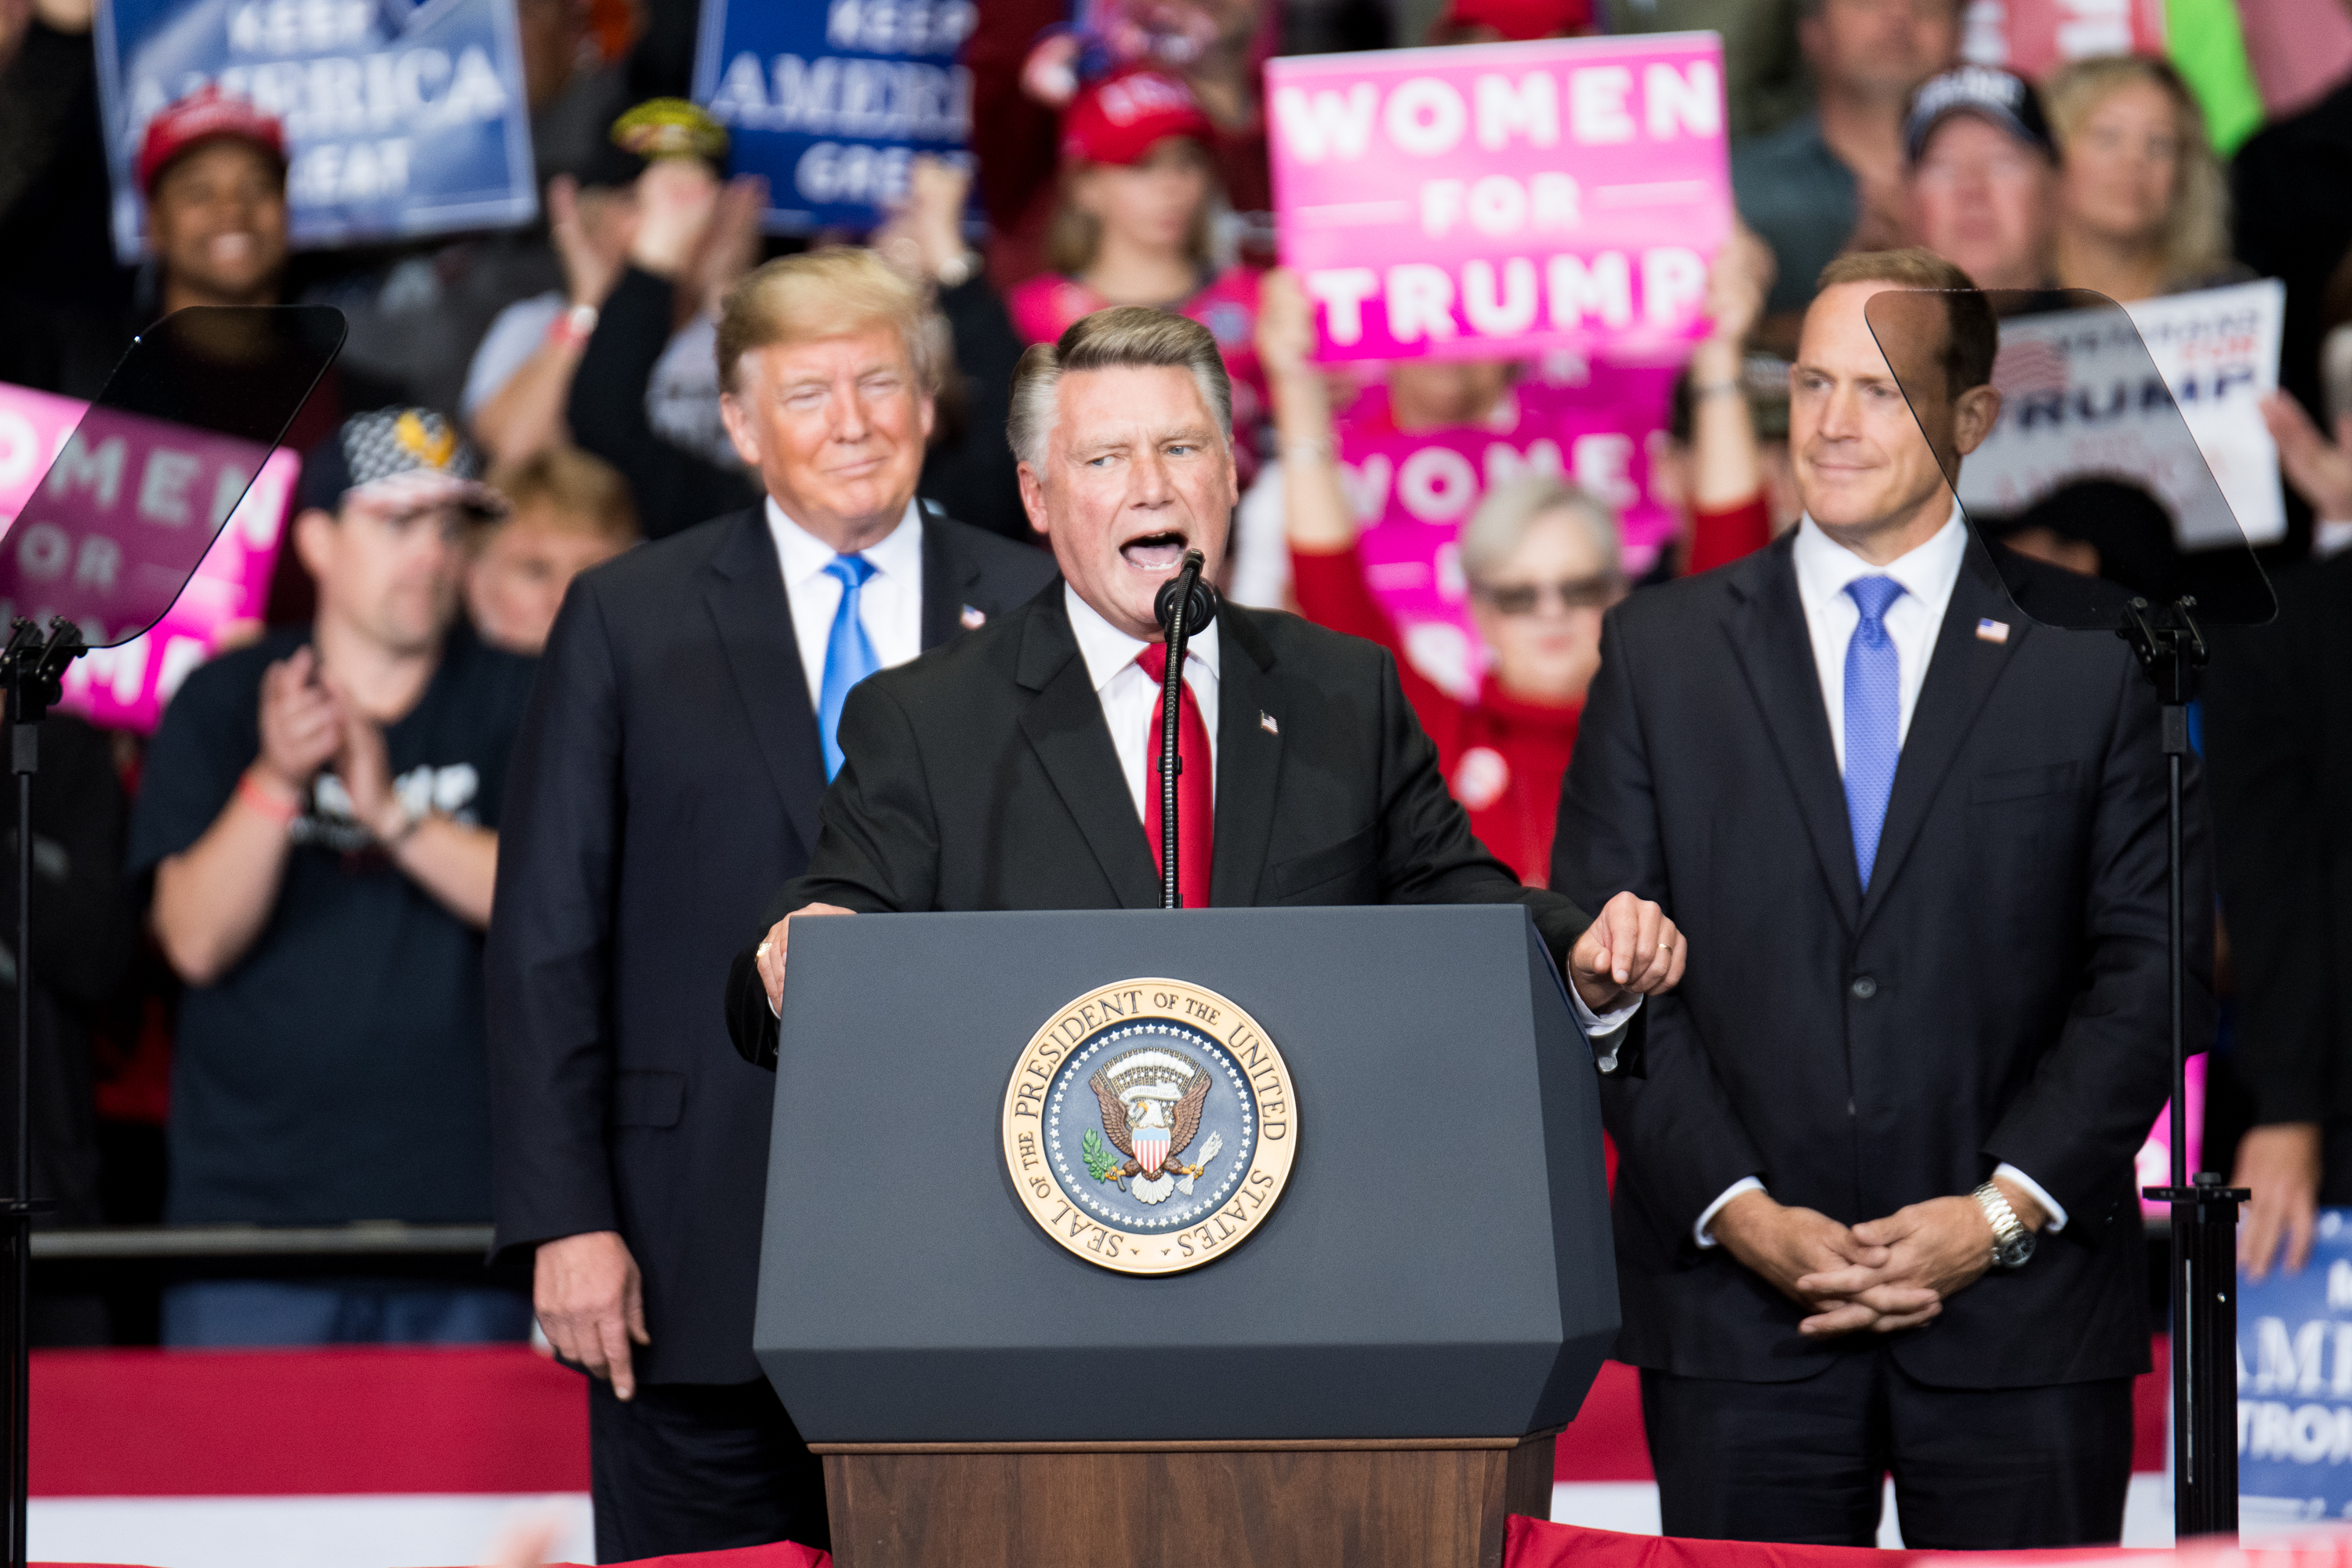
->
[[811, 1430, 1559, 1568]]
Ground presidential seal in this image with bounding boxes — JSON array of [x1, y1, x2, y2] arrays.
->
[[1001, 979, 1297, 1276]]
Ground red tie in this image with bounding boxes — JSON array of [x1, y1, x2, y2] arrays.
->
[[1137, 642, 1214, 909]]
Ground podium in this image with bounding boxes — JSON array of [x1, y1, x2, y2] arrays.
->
[[757, 905, 1618, 1568]]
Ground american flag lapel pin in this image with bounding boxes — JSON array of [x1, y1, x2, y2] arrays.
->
[[1260, 710, 1279, 735], [1976, 618, 2010, 644], [960, 604, 986, 630]]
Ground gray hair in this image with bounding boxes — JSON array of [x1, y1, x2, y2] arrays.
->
[[1459, 475, 1621, 583], [1007, 307, 1233, 470]]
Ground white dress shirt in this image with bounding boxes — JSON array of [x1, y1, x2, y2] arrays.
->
[[1693, 507, 2065, 1247], [766, 497, 925, 708], [1064, 583, 1223, 822], [1791, 506, 1969, 772], [1062, 583, 1635, 1042]]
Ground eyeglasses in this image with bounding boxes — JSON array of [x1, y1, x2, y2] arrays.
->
[[1472, 575, 1623, 615]]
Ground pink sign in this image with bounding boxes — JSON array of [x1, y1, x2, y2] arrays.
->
[[1266, 34, 1734, 364], [2136, 1052, 2206, 1221], [1959, 0, 2165, 84], [1339, 368, 1673, 698], [0, 381, 296, 734]]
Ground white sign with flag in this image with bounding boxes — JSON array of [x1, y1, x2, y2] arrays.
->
[[1957, 278, 2288, 550]]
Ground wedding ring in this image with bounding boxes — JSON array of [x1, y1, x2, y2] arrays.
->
[[1659, 939, 1674, 949], [756, 940, 771, 959]]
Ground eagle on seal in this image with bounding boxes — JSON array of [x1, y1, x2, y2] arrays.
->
[[1089, 1068, 1214, 1204]]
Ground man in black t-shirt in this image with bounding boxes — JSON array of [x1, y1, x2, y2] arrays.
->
[[127, 408, 536, 1346]]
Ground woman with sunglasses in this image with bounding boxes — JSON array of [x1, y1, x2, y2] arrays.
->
[[1254, 260, 1773, 884]]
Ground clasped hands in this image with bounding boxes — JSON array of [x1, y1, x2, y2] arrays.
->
[[1710, 1180, 2043, 1337]]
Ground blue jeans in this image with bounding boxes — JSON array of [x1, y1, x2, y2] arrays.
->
[[160, 1278, 533, 1346]]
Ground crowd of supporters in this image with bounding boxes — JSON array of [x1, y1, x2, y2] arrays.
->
[[0, 0, 2345, 1347]]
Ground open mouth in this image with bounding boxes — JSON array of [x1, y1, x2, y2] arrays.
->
[[1120, 531, 1188, 571]]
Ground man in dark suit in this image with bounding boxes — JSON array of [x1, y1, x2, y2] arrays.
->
[[1555, 249, 2188, 1548], [726, 307, 1684, 1073], [486, 248, 1054, 1563], [2206, 549, 2352, 1279]]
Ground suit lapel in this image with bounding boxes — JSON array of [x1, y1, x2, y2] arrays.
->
[[917, 506, 978, 649], [703, 509, 826, 855], [1014, 594, 1163, 908], [1722, 540, 1864, 931], [1209, 612, 1283, 907], [1857, 541, 2026, 930]]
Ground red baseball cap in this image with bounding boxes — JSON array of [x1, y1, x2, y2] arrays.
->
[[1060, 68, 1214, 166], [1440, 0, 1588, 38], [136, 86, 288, 197]]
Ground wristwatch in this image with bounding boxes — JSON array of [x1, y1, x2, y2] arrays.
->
[[1973, 1181, 2035, 1270]]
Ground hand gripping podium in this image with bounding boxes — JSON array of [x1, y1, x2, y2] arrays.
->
[[757, 905, 1618, 1568]]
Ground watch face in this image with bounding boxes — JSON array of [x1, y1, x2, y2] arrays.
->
[[1996, 1231, 2037, 1269]]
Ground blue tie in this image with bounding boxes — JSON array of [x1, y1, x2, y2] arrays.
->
[[817, 554, 880, 780], [1842, 575, 1905, 892]]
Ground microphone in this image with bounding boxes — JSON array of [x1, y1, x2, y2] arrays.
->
[[1153, 551, 1219, 637], [1152, 550, 1216, 909]]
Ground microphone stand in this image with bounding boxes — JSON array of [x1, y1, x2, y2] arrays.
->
[[1155, 550, 1209, 910], [0, 616, 81, 1568], [2118, 594, 2245, 1541]]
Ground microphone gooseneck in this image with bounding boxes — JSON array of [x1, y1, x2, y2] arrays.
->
[[1154, 550, 1212, 910]]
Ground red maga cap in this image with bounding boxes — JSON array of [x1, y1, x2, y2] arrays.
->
[[136, 86, 288, 196], [1060, 67, 1214, 166]]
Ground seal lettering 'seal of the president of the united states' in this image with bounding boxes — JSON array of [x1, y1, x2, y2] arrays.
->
[[1003, 978, 1297, 1276]]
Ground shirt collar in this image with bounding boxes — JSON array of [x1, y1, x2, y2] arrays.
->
[[764, 496, 922, 587], [1791, 501, 1968, 610], [1064, 581, 1222, 694]]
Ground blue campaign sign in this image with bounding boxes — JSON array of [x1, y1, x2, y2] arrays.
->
[[95, 0, 539, 261], [692, 0, 977, 234], [2240, 1208, 2352, 1529]]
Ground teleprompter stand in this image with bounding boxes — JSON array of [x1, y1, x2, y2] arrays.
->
[[2119, 596, 2246, 1541], [0, 617, 83, 1568], [757, 905, 1619, 1568]]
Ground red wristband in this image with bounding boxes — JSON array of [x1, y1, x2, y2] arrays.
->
[[236, 770, 302, 828]]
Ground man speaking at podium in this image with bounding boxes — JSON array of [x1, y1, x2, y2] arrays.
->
[[1556, 250, 2185, 1549], [724, 307, 1682, 1064]]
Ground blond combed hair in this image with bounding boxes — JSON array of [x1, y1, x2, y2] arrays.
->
[[2043, 55, 2232, 291], [1007, 307, 1232, 469], [485, 445, 638, 543], [715, 246, 943, 394]]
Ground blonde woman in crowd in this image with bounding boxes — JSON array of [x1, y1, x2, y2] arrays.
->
[[2046, 56, 2245, 302]]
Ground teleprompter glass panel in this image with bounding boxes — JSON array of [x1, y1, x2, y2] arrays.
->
[[0, 305, 343, 648], [1862, 287, 2271, 631]]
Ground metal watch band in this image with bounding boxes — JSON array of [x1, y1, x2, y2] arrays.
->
[[1973, 1181, 2028, 1267]]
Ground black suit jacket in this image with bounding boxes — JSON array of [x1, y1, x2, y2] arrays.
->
[[724, 584, 1632, 1069], [1553, 533, 2198, 1388], [487, 503, 1056, 1385], [2205, 554, 2352, 1127]]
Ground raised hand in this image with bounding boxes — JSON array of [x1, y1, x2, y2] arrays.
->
[[872, 154, 972, 284], [628, 158, 721, 281], [548, 172, 637, 310], [2259, 392, 2352, 521], [256, 646, 342, 795], [1702, 223, 1775, 355]]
